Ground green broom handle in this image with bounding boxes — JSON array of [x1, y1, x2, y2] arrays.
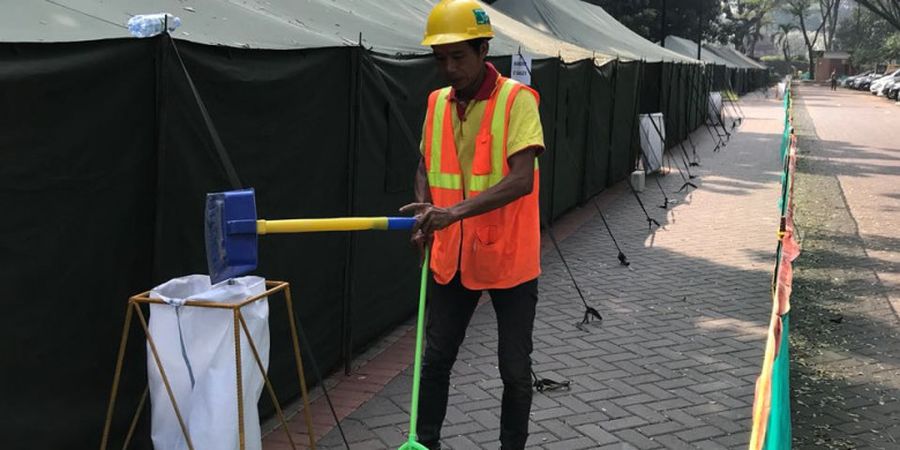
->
[[408, 247, 430, 441]]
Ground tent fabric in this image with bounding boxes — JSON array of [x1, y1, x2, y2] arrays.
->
[[492, 0, 698, 63], [549, 60, 592, 218], [608, 61, 641, 184], [1, 0, 607, 62], [661, 36, 768, 94], [716, 46, 767, 70], [529, 58, 560, 224], [351, 52, 441, 353], [581, 63, 614, 200], [639, 62, 663, 114], [705, 44, 767, 70], [664, 35, 736, 68], [0, 0, 343, 48], [664, 36, 767, 80], [0, 38, 160, 449]]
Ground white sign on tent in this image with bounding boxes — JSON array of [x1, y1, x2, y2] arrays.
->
[[511, 51, 532, 86]]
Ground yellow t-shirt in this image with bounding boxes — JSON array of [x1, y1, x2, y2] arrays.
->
[[420, 89, 544, 197]]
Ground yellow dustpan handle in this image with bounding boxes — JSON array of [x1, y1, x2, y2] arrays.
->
[[257, 217, 389, 234]]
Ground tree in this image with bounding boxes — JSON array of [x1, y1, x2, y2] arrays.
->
[[855, 0, 900, 30], [773, 23, 799, 60], [583, 0, 721, 43], [720, 0, 780, 55], [785, 0, 836, 77], [836, 3, 900, 66]]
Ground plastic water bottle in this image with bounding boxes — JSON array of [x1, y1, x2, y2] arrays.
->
[[127, 13, 181, 38]]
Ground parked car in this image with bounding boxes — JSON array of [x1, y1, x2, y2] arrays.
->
[[846, 72, 869, 89], [841, 72, 868, 87], [870, 69, 900, 95], [887, 79, 900, 100], [884, 75, 900, 98], [856, 72, 882, 90]]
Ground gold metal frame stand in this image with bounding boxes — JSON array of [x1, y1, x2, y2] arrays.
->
[[100, 281, 316, 450]]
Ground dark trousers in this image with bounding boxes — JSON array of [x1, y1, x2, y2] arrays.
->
[[416, 275, 538, 450]]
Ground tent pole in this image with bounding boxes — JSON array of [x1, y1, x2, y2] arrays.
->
[[660, 0, 668, 45], [340, 44, 363, 378], [548, 52, 562, 222], [581, 58, 594, 203], [697, 8, 703, 60]]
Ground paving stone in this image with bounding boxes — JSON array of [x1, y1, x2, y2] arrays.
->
[[613, 429, 663, 449], [638, 420, 686, 437], [574, 423, 619, 446], [675, 425, 726, 442]]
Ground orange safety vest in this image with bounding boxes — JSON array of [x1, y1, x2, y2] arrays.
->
[[423, 76, 541, 290]]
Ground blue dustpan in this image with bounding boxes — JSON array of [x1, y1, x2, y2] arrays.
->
[[205, 188, 416, 284], [205, 189, 259, 284]]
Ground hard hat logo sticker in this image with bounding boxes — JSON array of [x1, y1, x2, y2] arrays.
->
[[473, 9, 490, 25]]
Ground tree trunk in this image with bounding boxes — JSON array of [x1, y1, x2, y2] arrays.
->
[[749, 21, 764, 58], [828, 0, 842, 51], [798, 12, 816, 78], [808, 47, 816, 77]]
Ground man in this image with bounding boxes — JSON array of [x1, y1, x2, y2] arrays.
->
[[399, 1, 544, 449], [830, 70, 838, 91]]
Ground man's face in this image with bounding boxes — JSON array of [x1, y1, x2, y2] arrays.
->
[[432, 41, 487, 91]]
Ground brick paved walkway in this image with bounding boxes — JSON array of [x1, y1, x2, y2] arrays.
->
[[264, 91, 785, 449]]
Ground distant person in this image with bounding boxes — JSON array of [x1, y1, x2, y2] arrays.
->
[[830, 70, 838, 90]]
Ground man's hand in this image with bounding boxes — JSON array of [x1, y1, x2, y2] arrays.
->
[[399, 202, 460, 238]]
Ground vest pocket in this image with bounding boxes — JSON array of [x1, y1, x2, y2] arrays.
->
[[473, 133, 492, 175], [471, 224, 507, 283], [475, 224, 499, 246]]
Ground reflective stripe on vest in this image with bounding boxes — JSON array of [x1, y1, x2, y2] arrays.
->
[[425, 78, 537, 194], [425, 87, 462, 190]]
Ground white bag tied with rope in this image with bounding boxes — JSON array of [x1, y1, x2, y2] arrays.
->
[[147, 275, 269, 450]]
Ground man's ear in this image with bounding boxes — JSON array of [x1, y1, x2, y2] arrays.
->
[[480, 40, 490, 60]]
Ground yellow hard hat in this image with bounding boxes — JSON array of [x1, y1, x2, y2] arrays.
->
[[421, 0, 494, 46]]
